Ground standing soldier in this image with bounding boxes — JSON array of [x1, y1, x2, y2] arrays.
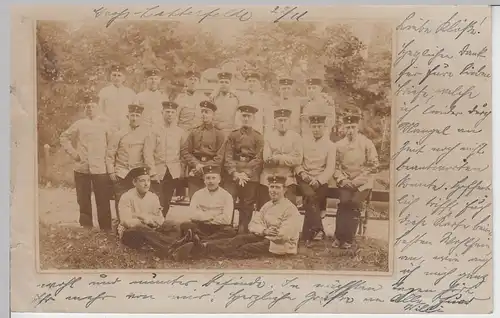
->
[[211, 71, 240, 136], [295, 115, 336, 247], [136, 68, 167, 131], [301, 78, 335, 138], [333, 113, 379, 249], [272, 78, 302, 135], [59, 95, 113, 231], [154, 101, 187, 216], [181, 100, 225, 199], [98, 64, 136, 131], [235, 72, 270, 134], [176, 70, 205, 131], [259, 108, 303, 209], [106, 104, 156, 217], [223, 105, 264, 234]]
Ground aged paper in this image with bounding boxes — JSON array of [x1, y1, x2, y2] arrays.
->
[[10, 5, 492, 314]]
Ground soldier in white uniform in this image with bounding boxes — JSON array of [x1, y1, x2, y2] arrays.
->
[[178, 165, 236, 243], [235, 72, 270, 134], [135, 68, 167, 130], [258, 108, 303, 209], [271, 78, 302, 135], [176, 70, 206, 132], [98, 64, 136, 131], [106, 104, 156, 217], [60, 95, 113, 230], [117, 167, 179, 257], [301, 78, 335, 138], [211, 71, 240, 136], [150, 101, 187, 216], [172, 175, 301, 261], [333, 114, 379, 249], [295, 115, 336, 247]]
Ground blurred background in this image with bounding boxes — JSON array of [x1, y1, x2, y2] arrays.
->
[[36, 20, 392, 189]]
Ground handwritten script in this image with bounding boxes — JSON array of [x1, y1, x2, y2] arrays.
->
[[92, 5, 309, 27], [12, 5, 493, 314], [391, 9, 492, 314]]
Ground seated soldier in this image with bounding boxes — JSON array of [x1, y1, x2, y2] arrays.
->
[[117, 166, 181, 257], [295, 115, 336, 247], [179, 165, 237, 241], [333, 113, 379, 249], [171, 175, 301, 261]]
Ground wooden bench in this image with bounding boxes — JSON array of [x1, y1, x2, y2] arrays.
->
[[170, 188, 390, 237]]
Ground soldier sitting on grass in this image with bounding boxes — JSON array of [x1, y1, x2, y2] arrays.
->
[[171, 175, 302, 261], [178, 164, 237, 242], [117, 166, 186, 257]]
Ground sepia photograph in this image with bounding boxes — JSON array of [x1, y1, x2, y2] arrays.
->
[[36, 18, 393, 273]]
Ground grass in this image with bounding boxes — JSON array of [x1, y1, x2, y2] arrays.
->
[[39, 222, 389, 272]]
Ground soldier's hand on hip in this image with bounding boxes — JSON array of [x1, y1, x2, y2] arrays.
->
[[109, 173, 117, 182]]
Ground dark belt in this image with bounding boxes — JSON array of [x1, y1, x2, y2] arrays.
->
[[195, 154, 214, 162]]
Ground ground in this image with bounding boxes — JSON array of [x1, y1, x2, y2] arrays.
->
[[38, 187, 390, 272]]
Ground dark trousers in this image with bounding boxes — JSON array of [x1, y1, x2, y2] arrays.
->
[[258, 184, 297, 209], [121, 226, 177, 255], [334, 188, 371, 244], [180, 220, 237, 240], [187, 176, 205, 199], [204, 234, 270, 259], [223, 180, 259, 233], [74, 171, 112, 230], [113, 177, 133, 221], [175, 178, 187, 197], [161, 171, 180, 217], [297, 179, 328, 241]]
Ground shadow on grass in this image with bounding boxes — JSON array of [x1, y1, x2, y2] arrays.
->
[[39, 222, 389, 272]]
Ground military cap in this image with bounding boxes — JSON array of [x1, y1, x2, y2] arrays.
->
[[186, 70, 201, 78], [343, 114, 361, 125], [267, 174, 287, 185], [279, 78, 294, 86], [162, 101, 179, 110], [217, 72, 232, 80], [309, 115, 327, 124], [126, 166, 150, 180], [109, 64, 125, 73], [128, 104, 144, 114], [199, 100, 217, 111], [144, 68, 161, 77], [274, 108, 292, 118], [245, 72, 261, 80], [307, 78, 323, 86], [202, 165, 221, 175], [237, 105, 259, 114]]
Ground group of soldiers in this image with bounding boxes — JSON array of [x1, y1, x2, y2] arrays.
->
[[59, 64, 380, 261]]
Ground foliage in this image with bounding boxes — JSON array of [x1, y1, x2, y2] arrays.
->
[[37, 20, 392, 170]]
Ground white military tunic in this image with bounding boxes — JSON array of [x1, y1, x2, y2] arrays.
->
[[334, 134, 379, 191], [98, 84, 137, 131], [249, 198, 301, 255], [59, 116, 112, 174], [135, 89, 168, 130], [261, 129, 303, 187], [106, 126, 156, 179], [189, 187, 234, 225], [118, 188, 163, 228], [295, 135, 336, 185]]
